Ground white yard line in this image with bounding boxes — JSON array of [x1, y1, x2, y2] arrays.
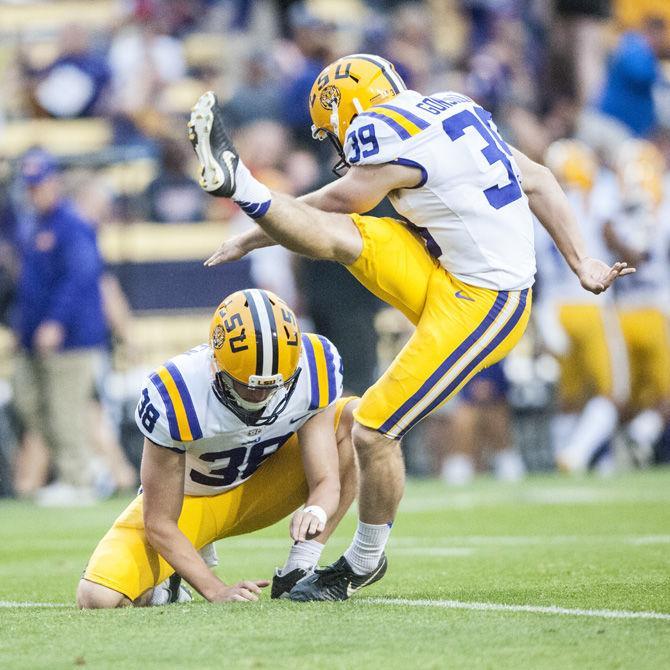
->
[[399, 489, 670, 512], [391, 547, 474, 557], [0, 601, 69, 608], [3, 597, 669, 622], [364, 598, 670, 621], [217, 534, 670, 550]]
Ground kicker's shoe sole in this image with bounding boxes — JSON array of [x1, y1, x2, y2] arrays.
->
[[188, 91, 238, 196]]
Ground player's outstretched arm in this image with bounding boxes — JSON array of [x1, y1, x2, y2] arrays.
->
[[291, 405, 341, 542], [141, 438, 269, 603], [204, 225, 275, 266], [512, 147, 635, 294], [204, 163, 418, 266], [191, 90, 421, 266]]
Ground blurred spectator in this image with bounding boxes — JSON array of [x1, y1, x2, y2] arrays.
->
[[145, 137, 206, 223], [222, 52, 283, 131], [604, 140, 670, 465], [440, 363, 526, 486], [382, 3, 434, 91], [12, 149, 107, 506], [552, 0, 611, 106], [20, 24, 110, 118], [597, 15, 667, 137], [280, 3, 336, 147], [108, 16, 186, 115], [535, 140, 627, 474], [461, 0, 520, 52]]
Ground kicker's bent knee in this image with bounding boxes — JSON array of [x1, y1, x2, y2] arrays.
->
[[352, 421, 397, 454]]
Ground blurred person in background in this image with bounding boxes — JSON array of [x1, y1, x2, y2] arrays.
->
[[604, 140, 670, 464], [280, 3, 337, 148], [535, 140, 629, 474], [552, 0, 611, 106], [107, 11, 186, 117], [19, 23, 111, 118], [145, 136, 207, 223], [588, 15, 667, 145], [74, 174, 139, 494], [381, 3, 434, 92], [12, 149, 107, 506], [13, 173, 139, 497], [222, 51, 283, 131], [440, 362, 525, 486]]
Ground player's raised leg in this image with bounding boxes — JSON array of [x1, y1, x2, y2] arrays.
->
[[188, 91, 362, 265], [290, 273, 531, 601]]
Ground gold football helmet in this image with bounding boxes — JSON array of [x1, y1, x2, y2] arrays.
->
[[544, 139, 598, 192], [309, 53, 407, 173], [615, 139, 665, 209], [209, 289, 301, 425]]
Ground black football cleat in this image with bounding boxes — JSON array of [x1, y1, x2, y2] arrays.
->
[[167, 573, 189, 603], [288, 554, 387, 602], [271, 567, 309, 600], [188, 91, 239, 197]]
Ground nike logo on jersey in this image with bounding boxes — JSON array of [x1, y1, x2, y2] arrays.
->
[[455, 290, 475, 302], [289, 412, 312, 424]]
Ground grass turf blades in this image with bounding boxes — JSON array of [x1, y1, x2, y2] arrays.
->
[[1, 468, 669, 669]]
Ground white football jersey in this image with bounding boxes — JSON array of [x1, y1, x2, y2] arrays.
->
[[534, 176, 616, 305], [135, 334, 343, 496], [609, 200, 670, 309], [343, 90, 536, 290]]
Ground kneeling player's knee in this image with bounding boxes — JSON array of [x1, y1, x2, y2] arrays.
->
[[352, 422, 398, 463], [76, 579, 127, 609]]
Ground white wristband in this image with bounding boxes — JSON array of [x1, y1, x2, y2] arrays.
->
[[303, 505, 327, 525]]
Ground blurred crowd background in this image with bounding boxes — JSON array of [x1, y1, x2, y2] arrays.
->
[[1, 0, 670, 504]]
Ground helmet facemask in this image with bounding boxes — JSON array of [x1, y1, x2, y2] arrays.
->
[[212, 364, 302, 426], [312, 125, 349, 176], [311, 96, 364, 176]]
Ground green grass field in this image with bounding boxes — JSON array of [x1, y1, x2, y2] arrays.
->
[[1, 469, 669, 669]]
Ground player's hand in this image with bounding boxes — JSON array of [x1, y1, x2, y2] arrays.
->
[[208, 580, 270, 603], [577, 257, 635, 295], [204, 236, 248, 267], [290, 509, 326, 542]]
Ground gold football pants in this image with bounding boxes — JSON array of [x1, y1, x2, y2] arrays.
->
[[557, 303, 629, 408], [619, 307, 670, 409], [83, 398, 351, 600], [346, 214, 532, 438]]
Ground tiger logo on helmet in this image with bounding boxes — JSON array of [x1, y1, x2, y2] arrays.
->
[[309, 54, 407, 174], [209, 288, 301, 425]]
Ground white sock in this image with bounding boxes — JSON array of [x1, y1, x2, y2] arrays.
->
[[627, 409, 664, 448], [493, 449, 526, 482], [280, 539, 324, 574], [550, 412, 578, 456], [199, 542, 219, 568], [441, 453, 475, 486], [344, 521, 392, 575], [232, 160, 272, 219], [561, 396, 618, 471]]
